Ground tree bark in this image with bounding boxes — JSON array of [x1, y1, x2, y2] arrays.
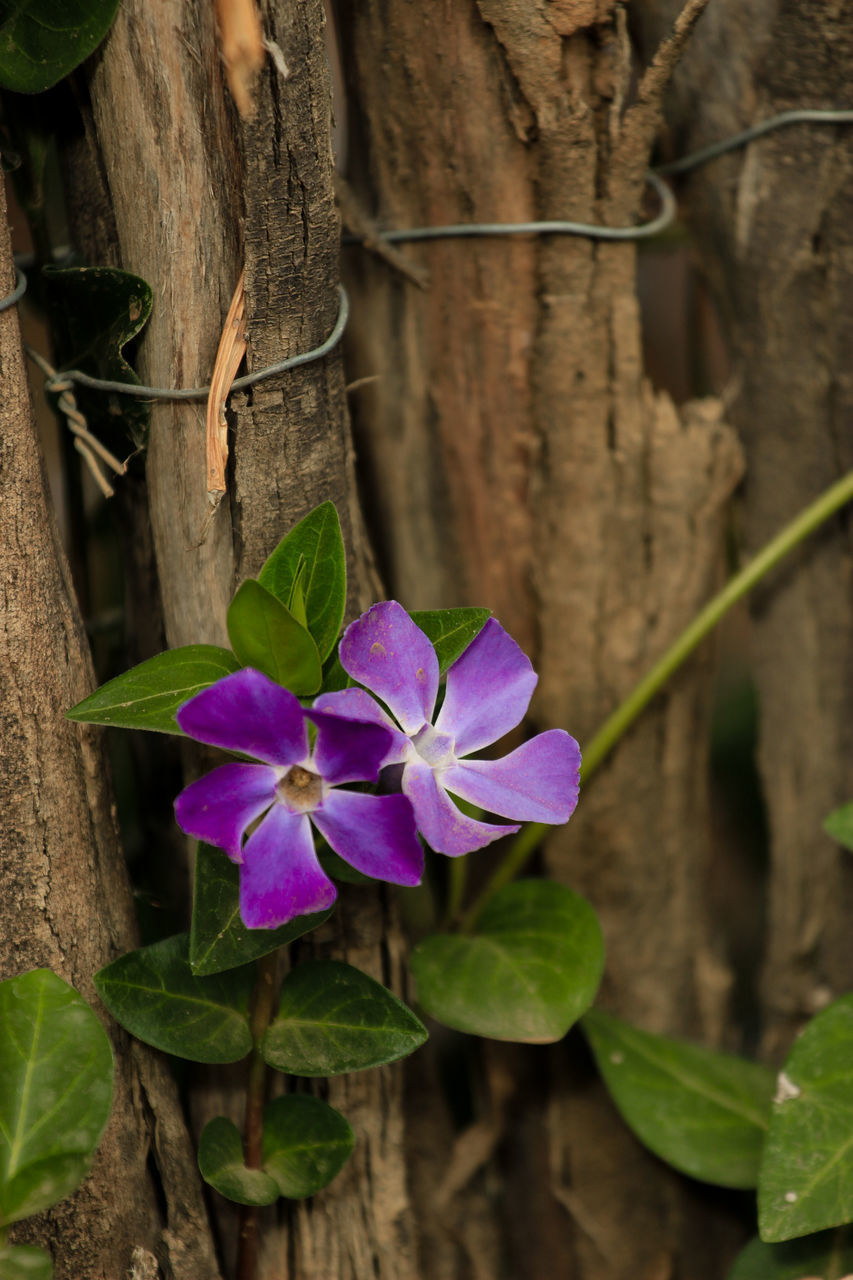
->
[[634, 0, 853, 1057], [83, 3, 413, 1276], [0, 184, 220, 1280], [338, 2, 745, 1275]]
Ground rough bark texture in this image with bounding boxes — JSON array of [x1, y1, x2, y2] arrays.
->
[[338, 2, 745, 1276], [634, 0, 853, 1057], [0, 185, 220, 1280], [84, 3, 413, 1276]]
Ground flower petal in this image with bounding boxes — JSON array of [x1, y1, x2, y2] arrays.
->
[[239, 805, 337, 928], [305, 707, 399, 785], [339, 601, 438, 735], [177, 668, 307, 766], [174, 763, 277, 860], [313, 688, 411, 765], [434, 618, 537, 757], [402, 761, 518, 856], [312, 790, 423, 885], [442, 730, 581, 824]]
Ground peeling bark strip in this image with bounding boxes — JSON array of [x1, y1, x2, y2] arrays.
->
[[0, 187, 220, 1280], [339, 1, 743, 1275], [640, 0, 853, 1054]]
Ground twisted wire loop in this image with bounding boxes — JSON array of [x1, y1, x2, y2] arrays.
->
[[26, 348, 128, 499], [28, 283, 350, 403]]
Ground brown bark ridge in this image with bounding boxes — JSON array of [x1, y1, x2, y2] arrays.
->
[[636, 0, 853, 1057], [338, 1, 745, 1276], [85, 3, 413, 1276], [0, 187, 221, 1279]]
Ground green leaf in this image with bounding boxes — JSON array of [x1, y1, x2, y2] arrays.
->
[[262, 1096, 354, 1198], [94, 934, 254, 1064], [0, 1244, 53, 1280], [823, 802, 853, 853], [319, 653, 349, 694], [0, 0, 120, 93], [42, 265, 152, 449], [190, 844, 331, 976], [582, 1008, 774, 1189], [258, 503, 347, 662], [411, 880, 604, 1042], [728, 1229, 853, 1280], [66, 645, 240, 733], [197, 1117, 279, 1207], [317, 846, 373, 885], [410, 608, 491, 673], [227, 579, 322, 695], [262, 960, 428, 1077], [759, 993, 853, 1242], [0, 970, 113, 1228]]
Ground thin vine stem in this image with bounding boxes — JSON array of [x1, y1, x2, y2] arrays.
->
[[236, 949, 281, 1280], [459, 466, 853, 932]]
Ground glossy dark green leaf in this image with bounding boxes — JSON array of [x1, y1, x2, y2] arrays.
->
[[319, 652, 349, 694], [66, 645, 240, 733], [411, 880, 604, 1042], [823, 803, 853, 853], [0, 970, 113, 1228], [227, 579, 322, 695], [583, 1008, 774, 1189], [0, 1244, 53, 1279], [197, 1117, 279, 1207], [94, 934, 253, 1064], [0, 0, 120, 93], [410, 608, 491, 673], [42, 265, 152, 448], [728, 1228, 853, 1280], [262, 1096, 354, 1199], [262, 960, 427, 1077], [258, 503, 347, 662], [190, 844, 331, 976], [759, 993, 853, 1242]]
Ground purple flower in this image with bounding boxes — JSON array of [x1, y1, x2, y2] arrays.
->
[[174, 668, 423, 928], [315, 602, 581, 856]]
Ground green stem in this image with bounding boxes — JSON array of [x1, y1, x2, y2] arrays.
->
[[460, 467, 853, 931], [236, 951, 281, 1280], [443, 853, 468, 928]]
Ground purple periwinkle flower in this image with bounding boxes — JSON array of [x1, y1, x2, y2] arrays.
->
[[174, 668, 423, 928], [314, 602, 581, 856]]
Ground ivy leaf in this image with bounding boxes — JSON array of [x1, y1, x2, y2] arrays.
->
[[0, 970, 113, 1228], [823, 802, 853, 853], [262, 960, 428, 1077], [227, 579, 322, 695], [190, 844, 331, 977], [94, 934, 254, 1064], [411, 880, 604, 1042], [197, 1117, 279, 1207], [66, 645, 240, 733], [759, 993, 853, 1242], [43, 265, 153, 449], [262, 1096, 354, 1198], [0, 0, 120, 93], [727, 1229, 853, 1280], [410, 608, 491, 673], [258, 503, 347, 662], [582, 1008, 775, 1189], [0, 1244, 54, 1279]]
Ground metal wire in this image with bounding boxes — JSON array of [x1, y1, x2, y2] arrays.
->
[[365, 170, 676, 245], [0, 266, 26, 313], [656, 107, 853, 176], [3, 106, 851, 383], [23, 283, 350, 402]]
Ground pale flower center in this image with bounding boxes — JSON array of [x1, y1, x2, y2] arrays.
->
[[275, 765, 324, 813], [411, 724, 456, 770]]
